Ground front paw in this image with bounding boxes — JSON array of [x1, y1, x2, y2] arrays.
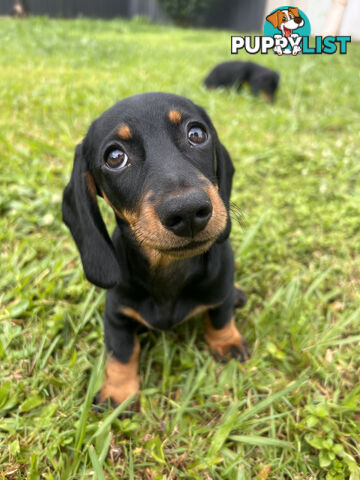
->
[[274, 46, 283, 56], [93, 355, 140, 411], [93, 390, 139, 416], [205, 316, 250, 363], [213, 338, 250, 363]]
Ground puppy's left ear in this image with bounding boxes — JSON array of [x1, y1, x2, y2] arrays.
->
[[215, 141, 234, 243], [62, 143, 121, 289], [289, 7, 300, 17]]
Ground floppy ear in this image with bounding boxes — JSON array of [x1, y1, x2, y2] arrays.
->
[[266, 10, 281, 28], [215, 141, 234, 243], [289, 7, 300, 17], [62, 143, 121, 289]]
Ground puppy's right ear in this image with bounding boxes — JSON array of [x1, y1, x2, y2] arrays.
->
[[266, 10, 281, 29], [62, 143, 120, 289]]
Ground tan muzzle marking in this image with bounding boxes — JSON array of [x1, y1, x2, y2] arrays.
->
[[100, 188, 138, 225]]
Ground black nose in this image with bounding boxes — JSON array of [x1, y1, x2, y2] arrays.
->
[[294, 16, 303, 24], [157, 189, 213, 237]]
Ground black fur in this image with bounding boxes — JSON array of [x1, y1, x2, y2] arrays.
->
[[204, 61, 280, 102]]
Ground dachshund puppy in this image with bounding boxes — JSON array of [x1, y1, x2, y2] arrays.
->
[[62, 92, 248, 407], [204, 61, 280, 102]]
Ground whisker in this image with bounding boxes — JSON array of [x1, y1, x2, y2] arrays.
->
[[230, 202, 247, 229]]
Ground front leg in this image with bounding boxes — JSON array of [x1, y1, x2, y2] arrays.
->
[[205, 295, 249, 362], [96, 296, 141, 407]]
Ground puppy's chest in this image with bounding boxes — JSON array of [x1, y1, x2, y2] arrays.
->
[[134, 261, 207, 331], [149, 262, 189, 302]]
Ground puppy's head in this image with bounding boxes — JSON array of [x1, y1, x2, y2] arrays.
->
[[253, 71, 280, 103], [62, 93, 234, 288], [266, 8, 304, 35]]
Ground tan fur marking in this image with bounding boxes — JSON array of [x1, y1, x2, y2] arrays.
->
[[133, 193, 179, 267], [204, 314, 249, 360], [98, 339, 140, 405], [168, 109, 182, 124], [84, 171, 97, 199], [141, 246, 178, 269], [263, 92, 272, 103], [206, 182, 227, 237], [100, 188, 138, 225], [119, 306, 153, 329], [117, 124, 132, 140], [132, 182, 226, 258], [183, 304, 218, 323]]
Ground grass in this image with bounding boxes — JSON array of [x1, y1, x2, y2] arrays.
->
[[0, 15, 360, 480]]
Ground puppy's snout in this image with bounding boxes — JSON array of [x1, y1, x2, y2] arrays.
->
[[157, 189, 212, 238], [294, 16, 303, 24]]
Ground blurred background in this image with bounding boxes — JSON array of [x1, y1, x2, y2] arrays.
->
[[2, 0, 360, 39]]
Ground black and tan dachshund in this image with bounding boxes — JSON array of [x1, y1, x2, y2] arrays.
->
[[204, 61, 280, 102], [62, 92, 248, 407]]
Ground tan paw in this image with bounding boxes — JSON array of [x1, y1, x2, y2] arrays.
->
[[205, 315, 250, 363], [95, 340, 140, 408]]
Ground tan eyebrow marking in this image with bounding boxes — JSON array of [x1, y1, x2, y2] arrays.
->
[[168, 109, 182, 124], [117, 124, 132, 140]]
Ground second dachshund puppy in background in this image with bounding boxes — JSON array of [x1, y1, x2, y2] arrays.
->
[[204, 61, 280, 102], [62, 92, 248, 408]]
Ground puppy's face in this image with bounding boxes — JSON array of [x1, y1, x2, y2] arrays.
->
[[254, 72, 280, 102], [266, 8, 304, 36], [63, 93, 234, 286], [89, 93, 227, 257]]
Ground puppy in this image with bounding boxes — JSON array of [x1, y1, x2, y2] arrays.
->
[[266, 7, 304, 38], [266, 7, 305, 55], [62, 92, 248, 408], [204, 61, 280, 102]]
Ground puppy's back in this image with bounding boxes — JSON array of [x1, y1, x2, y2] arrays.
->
[[204, 61, 252, 88]]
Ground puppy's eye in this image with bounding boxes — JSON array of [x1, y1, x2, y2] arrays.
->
[[188, 126, 207, 146], [105, 148, 129, 170], [282, 16, 287, 21]]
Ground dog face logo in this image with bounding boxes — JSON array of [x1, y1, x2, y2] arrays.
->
[[232, 7, 350, 56], [264, 6, 310, 56], [266, 7, 304, 37]]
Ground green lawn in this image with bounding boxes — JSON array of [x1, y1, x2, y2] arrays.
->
[[1, 16, 360, 480]]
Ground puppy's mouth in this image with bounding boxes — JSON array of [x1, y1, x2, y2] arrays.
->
[[158, 238, 214, 255], [284, 26, 292, 37]]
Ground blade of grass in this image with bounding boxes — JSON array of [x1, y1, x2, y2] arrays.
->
[[74, 353, 104, 458], [88, 445, 106, 480], [229, 435, 292, 448], [207, 379, 304, 458], [89, 394, 137, 443]]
